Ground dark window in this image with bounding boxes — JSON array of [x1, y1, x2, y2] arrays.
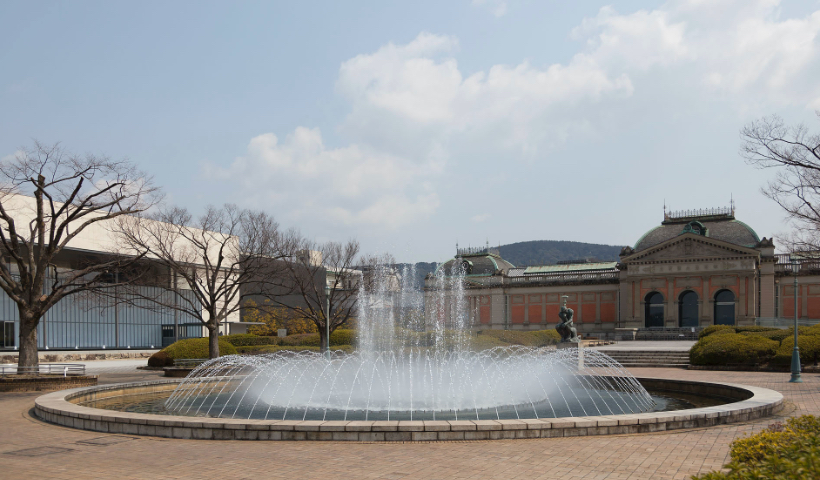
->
[[645, 292, 665, 328], [679, 291, 699, 328], [1, 322, 13, 348], [714, 290, 735, 326]]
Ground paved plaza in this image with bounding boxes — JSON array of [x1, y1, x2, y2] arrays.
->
[[0, 364, 816, 480]]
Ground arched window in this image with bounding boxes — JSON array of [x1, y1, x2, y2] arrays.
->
[[645, 292, 665, 328], [714, 290, 735, 326], [679, 290, 699, 328]]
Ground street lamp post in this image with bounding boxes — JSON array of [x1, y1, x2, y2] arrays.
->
[[790, 258, 802, 383], [325, 284, 331, 360]]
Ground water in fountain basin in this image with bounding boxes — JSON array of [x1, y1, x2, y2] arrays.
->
[[166, 259, 655, 421]]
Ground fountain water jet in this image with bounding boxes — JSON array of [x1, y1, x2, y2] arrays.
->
[[165, 261, 655, 421]]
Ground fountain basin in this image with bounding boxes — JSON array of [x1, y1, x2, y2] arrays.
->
[[34, 377, 783, 441]]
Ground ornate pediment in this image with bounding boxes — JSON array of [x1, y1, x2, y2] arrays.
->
[[622, 233, 759, 264]]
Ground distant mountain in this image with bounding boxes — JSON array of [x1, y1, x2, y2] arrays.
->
[[397, 240, 625, 288], [497, 240, 625, 267]]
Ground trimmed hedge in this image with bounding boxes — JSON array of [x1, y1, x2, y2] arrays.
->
[[741, 326, 813, 343], [734, 326, 780, 334], [273, 330, 357, 347], [471, 334, 509, 350], [156, 338, 237, 361], [773, 334, 820, 365], [689, 333, 778, 366], [221, 334, 280, 346], [698, 325, 735, 339], [478, 329, 561, 347], [147, 350, 173, 367], [235, 345, 354, 355], [693, 415, 820, 480]]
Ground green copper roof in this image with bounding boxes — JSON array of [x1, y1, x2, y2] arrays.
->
[[523, 262, 618, 274]]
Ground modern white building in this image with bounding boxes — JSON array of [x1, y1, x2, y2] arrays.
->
[[0, 194, 241, 351]]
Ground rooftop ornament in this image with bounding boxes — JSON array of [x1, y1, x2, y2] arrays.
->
[[664, 206, 734, 221]]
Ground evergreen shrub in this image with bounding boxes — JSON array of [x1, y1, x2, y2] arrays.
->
[[693, 415, 820, 480], [221, 334, 280, 346], [698, 325, 735, 339], [161, 338, 237, 360], [236, 345, 354, 354], [773, 334, 820, 365], [689, 333, 778, 366]]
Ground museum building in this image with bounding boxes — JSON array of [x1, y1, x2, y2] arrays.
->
[[424, 207, 819, 335]]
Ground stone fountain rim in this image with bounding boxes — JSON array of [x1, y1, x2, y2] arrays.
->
[[33, 377, 784, 441]]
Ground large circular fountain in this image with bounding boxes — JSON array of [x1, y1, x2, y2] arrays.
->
[[34, 263, 784, 441], [165, 347, 654, 421], [166, 264, 653, 421]]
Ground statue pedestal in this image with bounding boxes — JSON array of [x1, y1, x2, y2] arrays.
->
[[556, 342, 584, 370]]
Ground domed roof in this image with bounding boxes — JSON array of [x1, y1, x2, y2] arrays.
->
[[435, 250, 515, 277], [633, 211, 760, 252]]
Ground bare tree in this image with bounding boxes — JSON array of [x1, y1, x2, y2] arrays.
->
[[0, 142, 160, 370], [741, 113, 820, 252], [115, 204, 295, 358], [267, 239, 361, 353]]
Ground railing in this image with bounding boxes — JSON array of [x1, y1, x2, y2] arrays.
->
[[0, 363, 86, 376], [755, 317, 820, 328], [427, 270, 619, 289], [665, 207, 733, 219], [508, 270, 620, 285], [456, 246, 489, 256], [774, 258, 820, 273]]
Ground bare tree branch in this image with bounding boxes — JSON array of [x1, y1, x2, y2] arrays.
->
[[0, 141, 161, 369], [114, 204, 296, 358]]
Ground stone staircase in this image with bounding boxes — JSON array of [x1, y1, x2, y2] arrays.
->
[[596, 350, 690, 368]]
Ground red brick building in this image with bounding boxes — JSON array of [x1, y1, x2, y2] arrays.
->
[[425, 207, 817, 335]]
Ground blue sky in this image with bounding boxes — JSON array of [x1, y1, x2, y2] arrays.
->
[[2, 0, 820, 263]]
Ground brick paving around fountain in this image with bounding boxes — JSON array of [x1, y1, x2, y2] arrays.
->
[[0, 366, 817, 479]]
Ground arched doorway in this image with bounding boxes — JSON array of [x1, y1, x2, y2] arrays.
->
[[714, 290, 736, 326], [645, 292, 665, 328], [679, 291, 699, 328]]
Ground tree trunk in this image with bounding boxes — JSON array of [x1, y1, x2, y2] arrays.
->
[[208, 324, 220, 359], [319, 326, 328, 353], [17, 310, 40, 372]]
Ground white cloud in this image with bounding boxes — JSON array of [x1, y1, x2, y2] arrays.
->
[[210, 0, 820, 240], [574, 1, 820, 107], [207, 127, 441, 229], [336, 31, 634, 157], [471, 214, 490, 223]]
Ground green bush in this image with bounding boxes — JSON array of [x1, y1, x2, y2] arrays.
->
[[693, 415, 820, 480], [161, 337, 237, 360], [806, 323, 820, 335], [698, 325, 735, 339], [478, 329, 560, 347], [278, 333, 320, 346], [742, 326, 813, 343], [221, 334, 280, 346], [330, 329, 356, 346], [689, 333, 778, 366], [734, 326, 779, 334], [236, 345, 354, 355], [773, 334, 820, 365], [147, 350, 173, 367], [471, 334, 509, 350]]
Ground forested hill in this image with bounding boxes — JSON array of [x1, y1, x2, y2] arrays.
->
[[396, 240, 625, 287], [496, 240, 624, 267]]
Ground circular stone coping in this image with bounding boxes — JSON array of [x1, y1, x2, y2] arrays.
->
[[34, 377, 784, 442]]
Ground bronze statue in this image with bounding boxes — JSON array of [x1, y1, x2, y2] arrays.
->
[[556, 296, 579, 343]]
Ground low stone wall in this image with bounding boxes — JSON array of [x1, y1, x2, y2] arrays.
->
[[33, 377, 784, 441], [0, 351, 154, 364], [0, 375, 98, 392]]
